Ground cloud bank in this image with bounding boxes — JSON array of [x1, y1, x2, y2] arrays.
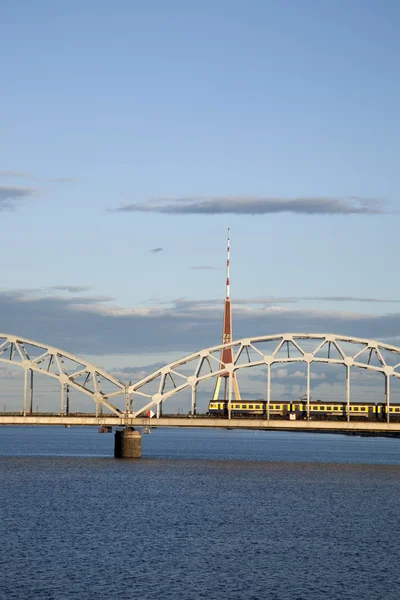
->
[[111, 196, 385, 216], [1, 288, 400, 357]]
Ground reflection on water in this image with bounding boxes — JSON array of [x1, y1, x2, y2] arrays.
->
[[1, 427, 400, 599]]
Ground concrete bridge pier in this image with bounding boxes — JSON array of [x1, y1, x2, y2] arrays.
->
[[114, 427, 142, 458]]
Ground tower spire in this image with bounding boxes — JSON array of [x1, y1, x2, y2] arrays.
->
[[226, 226, 230, 300], [211, 227, 241, 405]]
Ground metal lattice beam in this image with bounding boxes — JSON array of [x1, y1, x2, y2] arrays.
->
[[129, 333, 400, 418], [0, 333, 126, 415]]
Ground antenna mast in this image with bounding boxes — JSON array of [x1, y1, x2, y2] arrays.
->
[[212, 227, 241, 404], [226, 226, 230, 300]]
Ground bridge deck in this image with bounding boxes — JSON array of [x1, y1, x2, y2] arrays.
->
[[1, 415, 400, 434]]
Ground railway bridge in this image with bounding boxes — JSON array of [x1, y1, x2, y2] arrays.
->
[[2, 332, 400, 454]]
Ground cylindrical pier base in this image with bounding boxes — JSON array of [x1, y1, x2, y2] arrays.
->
[[114, 427, 142, 458]]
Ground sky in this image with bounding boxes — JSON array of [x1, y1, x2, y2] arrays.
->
[[1, 0, 400, 411]]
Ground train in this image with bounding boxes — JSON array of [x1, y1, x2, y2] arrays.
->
[[208, 399, 400, 420]]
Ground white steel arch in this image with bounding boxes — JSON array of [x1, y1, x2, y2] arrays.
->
[[0, 333, 126, 416], [129, 333, 400, 421]]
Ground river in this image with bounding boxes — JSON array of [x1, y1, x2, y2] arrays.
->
[[0, 427, 399, 599]]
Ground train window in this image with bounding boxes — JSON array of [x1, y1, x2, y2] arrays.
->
[[255, 405, 260, 409], [249, 405, 254, 409], [241, 405, 246, 409], [276, 405, 281, 409], [396, 408, 400, 413], [354, 407, 359, 411], [327, 406, 332, 410], [235, 404, 239, 408], [333, 406, 338, 411]]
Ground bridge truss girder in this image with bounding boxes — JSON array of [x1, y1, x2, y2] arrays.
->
[[0, 334, 126, 416], [128, 333, 400, 421]]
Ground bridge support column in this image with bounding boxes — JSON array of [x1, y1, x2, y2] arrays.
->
[[29, 369, 33, 415], [23, 369, 28, 417], [228, 373, 232, 420], [306, 362, 311, 420], [346, 365, 351, 422], [267, 364, 271, 420], [191, 384, 197, 416], [114, 428, 142, 459], [385, 374, 391, 424], [61, 383, 65, 416]]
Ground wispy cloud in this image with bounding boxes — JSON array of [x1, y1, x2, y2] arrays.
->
[[315, 296, 400, 303], [0, 185, 34, 211], [0, 170, 75, 184], [190, 266, 221, 270], [0, 170, 34, 179], [166, 296, 400, 308], [110, 196, 386, 216], [149, 247, 163, 253], [50, 285, 93, 293]]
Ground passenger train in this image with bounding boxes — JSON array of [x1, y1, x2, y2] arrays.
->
[[208, 400, 400, 420]]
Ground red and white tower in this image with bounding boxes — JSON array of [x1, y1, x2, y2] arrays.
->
[[212, 227, 241, 403]]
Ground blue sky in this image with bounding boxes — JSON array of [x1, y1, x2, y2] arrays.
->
[[1, 0, 400, 410]]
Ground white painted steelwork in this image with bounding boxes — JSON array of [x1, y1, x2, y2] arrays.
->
[[1, 415, 400, 434], [0, 333, 126, 415], [128, 333, 400, 421], [2, 332, 400, 422]]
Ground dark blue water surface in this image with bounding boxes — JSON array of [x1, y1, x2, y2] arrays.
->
[[1, 427, 400, 600]]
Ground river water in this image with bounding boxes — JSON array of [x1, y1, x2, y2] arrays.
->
[[1, 427, 399, 599]]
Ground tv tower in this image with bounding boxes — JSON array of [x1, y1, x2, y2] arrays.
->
[[212, 227, 241, 404]]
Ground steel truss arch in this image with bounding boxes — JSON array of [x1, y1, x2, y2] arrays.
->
[[129, 333, 400, 417], [0, 333, 126, 415]]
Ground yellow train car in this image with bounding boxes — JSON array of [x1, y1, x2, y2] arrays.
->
[[208, 400, 400, 420]]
